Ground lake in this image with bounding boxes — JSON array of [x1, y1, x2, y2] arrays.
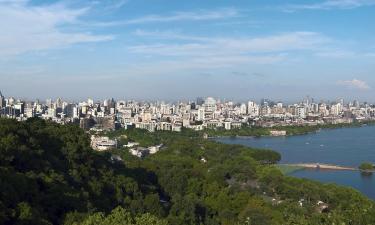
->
[[216, 125, 375, 199]]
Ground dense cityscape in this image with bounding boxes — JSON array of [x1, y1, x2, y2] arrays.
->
[[1, 90, 374, 133]]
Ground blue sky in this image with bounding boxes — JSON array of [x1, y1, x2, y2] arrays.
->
[[0, 0, 375, 102]]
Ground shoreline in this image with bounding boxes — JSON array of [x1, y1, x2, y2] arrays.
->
[[281, 163, 358, 171], [213, 124, 375, 177], [207, 121, 375, 139]]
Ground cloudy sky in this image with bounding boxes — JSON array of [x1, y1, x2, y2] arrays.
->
[[0, 0, 374, 102]]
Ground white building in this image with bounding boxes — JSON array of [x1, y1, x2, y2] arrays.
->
[[297, 107, 306, 119], [204, 97, 217, 112], [91, 136, 117, 151]]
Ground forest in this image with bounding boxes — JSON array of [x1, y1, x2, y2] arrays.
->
[[1, 118, 375, 225]]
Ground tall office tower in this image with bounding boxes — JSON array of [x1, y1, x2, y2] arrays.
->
[[353, 100, 360, 108], [55, 97, 63, 108], [0, 90, 5, 108], [196, 97, 204, 106], [46, 99, 52, 108], [339, 98, 344, 106], [204, 97, 217, 112], [88, 98, 94, 107]]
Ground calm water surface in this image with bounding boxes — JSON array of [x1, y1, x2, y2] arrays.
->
[[216, 125, 375, 199]]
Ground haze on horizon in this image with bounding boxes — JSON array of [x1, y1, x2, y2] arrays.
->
[[0, 0, 374, 101]]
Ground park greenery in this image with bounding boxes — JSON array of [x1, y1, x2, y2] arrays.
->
[[200, 121, 374, 137], [1, 118, 375, 224], [274, 165, 305, 175]]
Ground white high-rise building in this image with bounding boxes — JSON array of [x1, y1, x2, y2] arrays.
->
[[330, 103, 342, 116], [248, 101, 259, 117], [240, 103, 247, 115], [73, 107, 79, 118], [297, 107, 306, 119], [0, 90, 5, 109], [204, 97, 217, 112], [88, 98, 94, 107], [197, 108, 205, 121], [25, 108, 35, 118]]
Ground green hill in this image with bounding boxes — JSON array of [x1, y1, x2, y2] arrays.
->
[[1, 118, 374, 225]]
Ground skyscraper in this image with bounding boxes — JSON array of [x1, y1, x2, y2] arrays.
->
[[0, 90, 5, 109]]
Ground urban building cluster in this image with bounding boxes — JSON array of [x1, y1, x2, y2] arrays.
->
[[1, 91, 374, 134]]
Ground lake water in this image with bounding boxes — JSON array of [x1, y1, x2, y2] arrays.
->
[[216, 125, 375, 199]]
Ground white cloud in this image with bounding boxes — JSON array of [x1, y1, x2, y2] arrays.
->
[[104, 0, 128, 10], [129, 31, 329, 57], [126, 29, 375, 78], [124, 31, 331, 73], [0, 0, 28, 5], [119, 55, 285, 77], [284, 0, 375, 11], [127, 8, 238, 24], [132, 29, 210, 42], [315, 50, 375, 59], [337, 79, 371, 90], [132, 30, 375, 64], [0, 0, 113, 57], [89, 0, 128, 11], [90, 8, 239, 27], [315, 50, 357, 58]]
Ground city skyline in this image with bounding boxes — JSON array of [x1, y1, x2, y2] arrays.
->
[[0, 89, 373, 105], [1, 91, 371, 135], [1, 0, 375, 100]]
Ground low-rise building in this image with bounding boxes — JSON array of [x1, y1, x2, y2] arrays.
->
[[129, 144, 163, 157], [91, 136, 117, 151], [124, 142, 140, 148], [270, 130, 287, 136]]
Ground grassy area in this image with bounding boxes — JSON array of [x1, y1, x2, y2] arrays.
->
[[275, 164, 305, 175]]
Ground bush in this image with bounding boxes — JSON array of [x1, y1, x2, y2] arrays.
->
[[359, 162, 374, 171]]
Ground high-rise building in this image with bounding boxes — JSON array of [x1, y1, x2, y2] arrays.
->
[[55, 98, 63, 108], [196, 97, 204, 106], [0, 90, 5, 109], [297, 106, 306, 119], [240, 103, 247, 115], [197, 108, 205, 121], [7, 97, 15, 106], [204, 97, 216, 112], [248, 101, 259, 117], [88, 98, 94, 107], [46, 99, 52, 108], [353, 100, 360, 108]]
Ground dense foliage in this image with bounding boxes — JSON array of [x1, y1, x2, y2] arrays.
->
[[359, 162, 374, 170], [359, 162, 374, 171], [0, 118, 164, 225], [75, 207, 168, 225], [201, 122, 373, 137], [1, 118, 375, 225]]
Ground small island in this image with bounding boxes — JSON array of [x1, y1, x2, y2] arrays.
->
[[359, 162, 375, 175]]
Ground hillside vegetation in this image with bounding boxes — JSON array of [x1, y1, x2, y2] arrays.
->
[[200, 122, 372, 137], [1, 118, 375, 225]]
